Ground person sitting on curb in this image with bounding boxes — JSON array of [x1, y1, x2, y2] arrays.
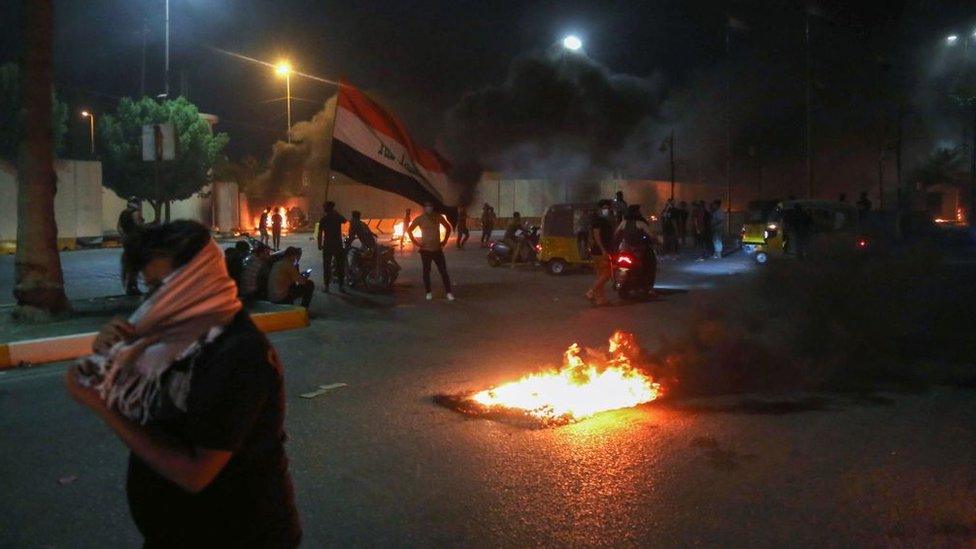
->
[[267, 247, 314, 308]]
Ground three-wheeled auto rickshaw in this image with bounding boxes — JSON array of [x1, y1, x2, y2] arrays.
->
[[749, 199, 864, 264], [740, 199, 781, 255], [537, 203, 598, 275]]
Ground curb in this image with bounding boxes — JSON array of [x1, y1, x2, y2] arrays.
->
[[0, 307, 309, 369]]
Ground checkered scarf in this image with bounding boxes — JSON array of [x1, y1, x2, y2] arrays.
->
[[76, 239, 242, 424]]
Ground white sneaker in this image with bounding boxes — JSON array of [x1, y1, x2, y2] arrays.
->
[[446, 293, 455, 301], [426, 292, 433, 300]]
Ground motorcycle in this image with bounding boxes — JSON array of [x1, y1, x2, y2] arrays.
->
[[344, 237, 401, 293], [487, 225, 540, 267], [612, 245, 657, 300]]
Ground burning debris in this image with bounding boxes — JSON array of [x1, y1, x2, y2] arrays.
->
[[437, 331, 662, 427]]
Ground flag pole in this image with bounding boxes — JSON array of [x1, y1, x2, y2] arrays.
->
[[323, 82, 341, 204]]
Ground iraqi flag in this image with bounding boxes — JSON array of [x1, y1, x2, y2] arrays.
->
[[330, 84, 454, 211]]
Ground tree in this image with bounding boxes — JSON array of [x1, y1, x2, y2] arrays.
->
[[98, 96, 229, 221], [0, 62, 68, 162], [14, 0, 70, 317]]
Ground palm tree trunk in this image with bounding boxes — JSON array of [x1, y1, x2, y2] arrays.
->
[[14, 0, 70, 317]]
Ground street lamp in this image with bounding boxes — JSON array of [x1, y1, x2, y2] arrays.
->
[[562, 35, 582, 51], [947, 34, 959, 45], [276, 61, 293, 143], [80, 110, 95, 156]]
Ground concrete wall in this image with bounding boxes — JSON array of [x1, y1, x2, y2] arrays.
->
[[1, 160, 104, 241]]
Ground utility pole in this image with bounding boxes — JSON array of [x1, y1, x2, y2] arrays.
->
[[726, 23, 733, 233], [805, 10, 813, 198], [164, 0, 170, 97], [140, 22, 148, 97], [668, 129, 675, 200]]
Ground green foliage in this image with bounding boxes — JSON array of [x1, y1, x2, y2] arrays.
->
[[0, 62, 68, 161], [98, 96, 229, 205], [909, 147, 965, 188]]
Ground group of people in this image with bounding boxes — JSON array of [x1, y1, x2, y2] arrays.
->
[[257, 207, 284, 250], [586, 198, 655, 306], [611, 191, 728, 261]]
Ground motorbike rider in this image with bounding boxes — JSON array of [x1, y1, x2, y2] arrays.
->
[[503, 211, 527, 262], [347, 210, 381, 276], [614, 204, 657, 296]]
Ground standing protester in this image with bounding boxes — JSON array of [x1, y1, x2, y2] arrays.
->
[[699, 201, 715, 261], [857, 191, 872, 220], [400, 208, 412, 249], [117, 199, 145, 296], [271, 208, 283, 250], [268, 247, 314, 308], [480, 203, 496, 248], [660, 199, 678, 256], [258, 208, 271, 246], [317, 201, 348, 294], [65, 220, 302, 547], [408, 201, 454, 301], [585, 199, 615, 306], [239, 244, 271, 301], [612, 191, 628, 225], [675, 201, 689, 249], [455, 205, 470, 250], [710, 200, 725, 259]]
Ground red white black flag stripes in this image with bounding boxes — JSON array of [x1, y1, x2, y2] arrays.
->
[[330, 84, 453, 210]]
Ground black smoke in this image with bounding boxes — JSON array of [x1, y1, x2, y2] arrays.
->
[[442, 49, 670, 190]]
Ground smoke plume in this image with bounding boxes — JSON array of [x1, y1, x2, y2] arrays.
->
[[441, 49, 671, 188]]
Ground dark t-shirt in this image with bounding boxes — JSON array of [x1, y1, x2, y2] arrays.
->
[[126, 311, 301, 547], [318, 212, 347, 250], [590, 214, 614, 256], [118, 209, 137, 235]]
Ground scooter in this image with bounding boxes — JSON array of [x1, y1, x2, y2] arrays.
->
[[612, 246, 658, 300], [487, 226, 540, 267]]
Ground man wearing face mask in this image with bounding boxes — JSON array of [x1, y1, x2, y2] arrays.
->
[[585, 199, 615, 306], [408, 201, 455, 301]]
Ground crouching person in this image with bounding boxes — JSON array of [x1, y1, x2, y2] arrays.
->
[[268, 246, 314, 308], [64, 220, 302, 547]]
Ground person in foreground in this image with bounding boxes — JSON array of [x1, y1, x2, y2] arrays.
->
[[64, 220, 302, 548], [408, 201, 455, 301]]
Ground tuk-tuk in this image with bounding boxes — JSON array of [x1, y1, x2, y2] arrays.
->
[[750, 199, 862, 264], [740, 199, 780, 252], [537, 203, 597, 275]]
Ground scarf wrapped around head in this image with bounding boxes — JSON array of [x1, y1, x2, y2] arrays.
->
[[76, 238, 243, 424]]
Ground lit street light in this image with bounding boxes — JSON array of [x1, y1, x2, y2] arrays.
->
[[80, 110, 95, 156], [562, 35, 582, 51], [947, 34, 959, 45], [276, 61, 293, 143]]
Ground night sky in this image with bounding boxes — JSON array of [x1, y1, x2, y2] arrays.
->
[[2, 1, 975, 191]]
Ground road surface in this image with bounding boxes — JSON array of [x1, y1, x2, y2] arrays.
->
[[1, 235, 973, 547]]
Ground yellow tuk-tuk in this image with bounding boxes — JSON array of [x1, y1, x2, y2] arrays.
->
[[751, 199, 861, 264], [740, 199, 780, 252], [537, 203, 597, 275]]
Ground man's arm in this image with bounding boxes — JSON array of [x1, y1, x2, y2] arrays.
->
[[407, 218, 421, 246], [439, 217, 453, 246], [65, 367, 231, 494], [316, 220, 324, 249], [591, 227, 607, 256]]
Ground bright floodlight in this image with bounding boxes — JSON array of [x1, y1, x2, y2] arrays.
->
[[275, 61, 292, 76], [562, 35, 582, 51], [947, 34, 959, 45], [81, 110, 90, 117]]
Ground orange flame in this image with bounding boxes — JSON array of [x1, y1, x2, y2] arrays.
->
[[392, 217, 448, 242], [470, 331, 661, 425]]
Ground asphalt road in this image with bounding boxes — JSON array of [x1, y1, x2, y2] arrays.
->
[[1, 235, 974, 547]]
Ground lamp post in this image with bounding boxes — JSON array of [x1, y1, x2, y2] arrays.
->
[[164, 0, 170, 97], [276, 61, 292, 143], [80, 110, 94, 156], [945, 32, 976, 224], [562, 35, 582, 51]]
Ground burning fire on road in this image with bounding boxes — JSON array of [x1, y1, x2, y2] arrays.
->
[[437, 331, 662, 427]]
